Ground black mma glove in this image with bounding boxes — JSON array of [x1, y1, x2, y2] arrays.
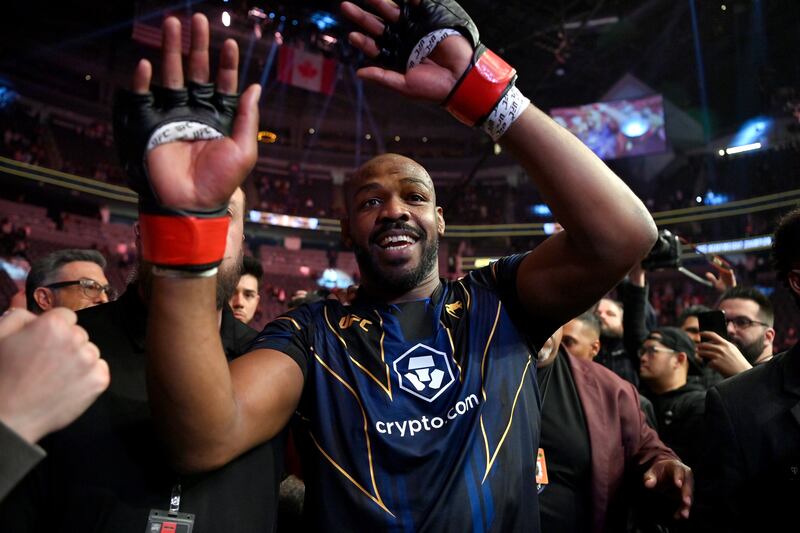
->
[[376, 0, 479, 71], [374, 0, 524, 134], [113, 83, 238, 272]]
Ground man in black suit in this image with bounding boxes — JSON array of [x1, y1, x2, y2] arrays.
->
[[0, 189, 285, 533], [693, 207, 800, 532]]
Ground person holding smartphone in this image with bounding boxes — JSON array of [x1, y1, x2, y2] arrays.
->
[[695, 286, 776, 378], [691, 208, 800, 532], [114, 2, 659, 530]]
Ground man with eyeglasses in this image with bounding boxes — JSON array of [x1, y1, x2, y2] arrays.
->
[[25, 249, 114, 313], [691, 208, 800, 531], [1, 189, 285, 533], [103, 3, 662, 530], [696, 286, 776, 377], [638, 327, 706, 470]]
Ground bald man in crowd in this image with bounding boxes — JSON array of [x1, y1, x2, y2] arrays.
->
[[0, 189, 285, 533], [564, 311, 658, 429], [562, 312, 602, 361], [109, 4, 695, 529]]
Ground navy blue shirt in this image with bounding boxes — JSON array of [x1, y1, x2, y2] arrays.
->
[[252, 255, 551, 532]]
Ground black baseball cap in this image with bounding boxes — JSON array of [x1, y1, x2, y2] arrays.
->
[[646, 327, 702, 375]]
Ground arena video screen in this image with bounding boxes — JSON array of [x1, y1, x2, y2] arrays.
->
[[550, 95, 667, 160]]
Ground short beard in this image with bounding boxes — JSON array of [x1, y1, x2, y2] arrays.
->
[[216, 255, 242, 310], [600, 325, 623, 339], [136, 252, 243, 311], [353, 234, 439, 296], [734, 333, 766, 364]]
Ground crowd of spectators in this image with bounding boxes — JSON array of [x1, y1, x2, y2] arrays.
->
[[0, 218, 30, 262], [1, 104, 796, 349], [0, 105, 126, 187], [0, 190, 796, 354], [2, 109, 48, 168], [439, 179, 510, 224], [3, 98, 798, 231], [252, 164, 336, 219], [1, 7, 799, 532], [0, 95, 796, 346]]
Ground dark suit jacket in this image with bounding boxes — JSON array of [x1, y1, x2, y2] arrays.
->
[[567, 353, 680, 533], [693, 343, 800, 532], [0, 286, 284, 533]]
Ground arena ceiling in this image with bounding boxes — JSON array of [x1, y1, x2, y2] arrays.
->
[[0, 0, 798, 142]]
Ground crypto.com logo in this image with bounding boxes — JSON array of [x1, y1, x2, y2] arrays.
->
[[393, 343, 456, 402]]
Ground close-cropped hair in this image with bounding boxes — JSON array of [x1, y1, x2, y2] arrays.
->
[[677, 304, 712, 326], [574, 311, 602, 338], [718, 286, 774, 326]]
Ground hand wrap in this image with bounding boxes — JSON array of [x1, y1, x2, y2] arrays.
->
[[376, 0, 479, 72], [443, 44, 517, 128], [375, 0, 528, 140], [113, 83, 238, 272]]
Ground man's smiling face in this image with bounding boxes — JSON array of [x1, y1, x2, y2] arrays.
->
[[342, 154, 445, 295]]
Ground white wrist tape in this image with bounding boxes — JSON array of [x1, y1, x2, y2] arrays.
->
[[482, 86, 530, 141], [407, 29, 461, 71], [146, 121, 224, 151], [151, 266, 219, 278]]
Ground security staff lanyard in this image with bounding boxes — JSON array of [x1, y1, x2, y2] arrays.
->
[[146, 482, 196, 532], [535, 360, 554, 490]]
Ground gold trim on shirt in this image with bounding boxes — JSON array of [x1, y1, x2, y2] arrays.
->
[[324, 306, 392, 399], [482, 356, 533, 483], [276, 316, 302, 330], [441, 320, 463, 382], [311, 348, 393, 516], [479, 301, 502, 476]]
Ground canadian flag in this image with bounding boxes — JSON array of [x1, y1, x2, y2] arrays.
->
[[277, 46, 337, 95]]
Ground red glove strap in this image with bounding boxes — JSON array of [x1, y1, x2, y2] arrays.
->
[[139, 213, 229, 268], [445, 48, 517, 127]]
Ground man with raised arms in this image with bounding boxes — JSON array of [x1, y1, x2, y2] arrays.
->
[[114, 1, 690, 530]]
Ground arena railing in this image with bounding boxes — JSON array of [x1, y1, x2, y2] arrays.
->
[[1, 155, 798, 240]]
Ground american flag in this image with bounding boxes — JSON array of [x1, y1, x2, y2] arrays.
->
[[132, 13, 192, 52]]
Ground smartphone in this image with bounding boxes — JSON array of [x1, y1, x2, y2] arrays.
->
[[697, 310, 727, 339]]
